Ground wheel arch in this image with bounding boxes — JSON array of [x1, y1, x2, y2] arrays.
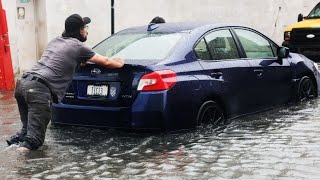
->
[[309, 74, 318, 97]]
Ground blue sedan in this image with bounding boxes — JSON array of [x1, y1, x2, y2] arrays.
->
[[51, 22, 320, 131]]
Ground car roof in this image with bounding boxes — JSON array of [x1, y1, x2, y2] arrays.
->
[[117, 22, 247, 34]]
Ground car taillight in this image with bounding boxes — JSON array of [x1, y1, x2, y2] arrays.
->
[[137, 70, 177, 91]]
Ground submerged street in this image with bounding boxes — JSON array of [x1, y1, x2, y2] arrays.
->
[[1, 90, 320, 179]]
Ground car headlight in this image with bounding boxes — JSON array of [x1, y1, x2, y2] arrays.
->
[[284, 31, 291, 41]]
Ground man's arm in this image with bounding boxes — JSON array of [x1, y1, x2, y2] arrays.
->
[[88, 53, 124, 68]]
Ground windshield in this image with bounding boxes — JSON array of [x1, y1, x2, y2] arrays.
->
[[307, 3, 320, 18], [93, 32, 183, 60]]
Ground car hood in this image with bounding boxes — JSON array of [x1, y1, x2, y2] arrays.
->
[[285, 19, 320, 31]]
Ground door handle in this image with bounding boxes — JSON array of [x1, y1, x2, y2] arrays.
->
[[210, 72, 223, 78], [254, 69, 263, 77]]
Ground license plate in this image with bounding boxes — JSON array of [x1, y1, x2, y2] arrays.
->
[[87, 85, 108, 96]]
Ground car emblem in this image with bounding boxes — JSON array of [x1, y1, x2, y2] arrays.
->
[[91, 68, 101, 75], [110, 86, 117, 97], [306, 34, 315, 39]]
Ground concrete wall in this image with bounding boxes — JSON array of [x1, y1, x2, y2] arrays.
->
[[45, 0, 110, 48], [2, 0, 320, 76], [2, 0, 18, 76], [115, 0, 318, 44], [15, 0, 38, 73], [34, 0, 47, 59]]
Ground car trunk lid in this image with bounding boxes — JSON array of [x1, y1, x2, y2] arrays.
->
[[61, 63, 152, 106]]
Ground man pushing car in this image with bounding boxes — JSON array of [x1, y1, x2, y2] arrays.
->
[[6, 14, 124, 151]]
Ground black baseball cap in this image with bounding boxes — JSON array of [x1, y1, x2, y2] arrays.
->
[[65, 14, 91, 32]]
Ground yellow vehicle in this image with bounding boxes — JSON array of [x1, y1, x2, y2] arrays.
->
[[282, 2, 320, 60]]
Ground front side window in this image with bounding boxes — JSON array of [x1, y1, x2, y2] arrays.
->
[[93, 32, 183, 61], [194, 29, 239, 60], [234, 29, 275, 59]]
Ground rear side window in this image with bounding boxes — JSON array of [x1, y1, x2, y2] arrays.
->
[[194, 29, 239, 60], [205, 30, 240, 60], [234, 29, 275, 59], [93, 33, 183, 60]]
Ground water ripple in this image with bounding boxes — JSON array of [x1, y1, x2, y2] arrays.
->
[[1, 97, 320, 179]]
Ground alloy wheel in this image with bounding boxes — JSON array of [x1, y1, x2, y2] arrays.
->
[[197, 101, 225, 127], [298, 76, 316, 102]]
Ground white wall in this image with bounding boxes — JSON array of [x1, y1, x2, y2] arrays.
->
[[3, 0, 38, 74], [34, 0, 47, 59], [115, 0, 319, 44], [45, 0, 110, 48], [2, 0, 320, 77], [2, 0, 18, 76]]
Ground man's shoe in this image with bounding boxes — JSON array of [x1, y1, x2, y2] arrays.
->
[[6, 140, 13, 146], [6, 137, 20, 146]]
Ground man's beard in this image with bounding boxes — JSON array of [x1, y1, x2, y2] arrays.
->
[[79, 36, 87, 42]]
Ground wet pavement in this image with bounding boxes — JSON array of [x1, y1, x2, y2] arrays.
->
[[1, 90, 320, 179]]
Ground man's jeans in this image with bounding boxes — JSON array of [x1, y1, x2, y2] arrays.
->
[[10, 75, 52, 150]]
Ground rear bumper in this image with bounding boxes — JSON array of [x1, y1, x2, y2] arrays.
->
[[51, 92, 166, 130]]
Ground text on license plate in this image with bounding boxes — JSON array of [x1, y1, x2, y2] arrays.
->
[[87, 85, 108, 96]]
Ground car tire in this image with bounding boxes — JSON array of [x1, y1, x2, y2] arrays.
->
[[196, 100, 225, 127], [295, 76, 317, 102]]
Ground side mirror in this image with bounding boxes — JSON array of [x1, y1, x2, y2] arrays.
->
[[277, 46, 290, 59], [298, 14, 304, 22]]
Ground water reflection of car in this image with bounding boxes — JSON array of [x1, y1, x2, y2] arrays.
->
[[51, 22, 320, 131]]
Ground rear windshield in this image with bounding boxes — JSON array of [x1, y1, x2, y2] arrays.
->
[[93, 33, 183, 61]]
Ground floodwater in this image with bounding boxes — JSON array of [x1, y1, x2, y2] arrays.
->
[[1, 90, 320, 179]]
